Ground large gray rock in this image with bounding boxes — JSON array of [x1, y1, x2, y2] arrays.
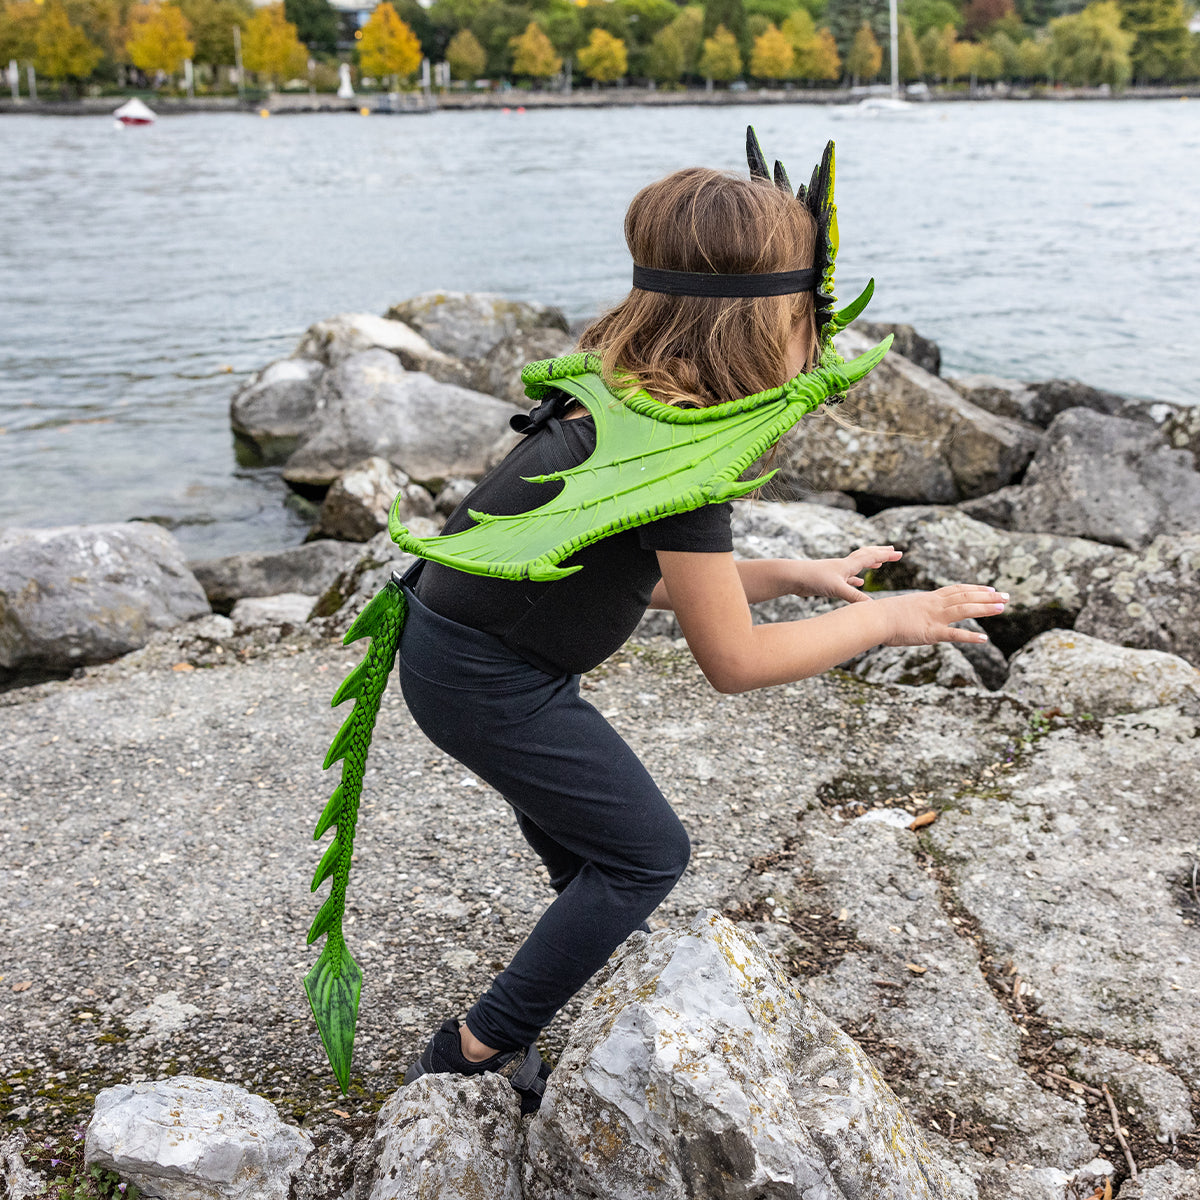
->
[[0, 523, 209, 679], [1068, 1044, 1195, 1145], [472, 327, 577, 406], [1003, 629, 1200, 718], [293, 312, 457, 378], [848, 642, 983, 689], [0, 1132, 42, 1200], [229, 592, 317, 632], [1162, 403, 1200, 470], [1075, 532, 1200, 667], [785, 811, 1098, 1169], [855, 321, 941, 376], [370, 1073, 523, 1200], [1008, 408, 1200, 550], [523, 911, 955, 1200], [313, 457, 436, 543], [283, 350, 516, 491], [384, 292, 569, 360], [866, 506, 1134, 652], [944, 374, 1045, 426], [84, 1076, 313, 1200], [777, 331, 1040, 505], [230, 357, 325, 466], [1119, 1161, 1200, 1198], [189, 539, 362, 614], [1027, 379, 1137, 423]]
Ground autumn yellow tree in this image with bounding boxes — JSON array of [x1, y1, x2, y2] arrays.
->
[[845, 20, 882, 82], [750, 22, 793, 80], [698, 22, 741, 81], [125, 2, 194, 79], [508, 21, 560, 79], [784, 11, 840, 81], [359, 0, 421, 86], [34, 0, 102, 83], [242, 3, 306, 85], [0, 1, 42, 65], [445, 27, 486, 80], [577, 27, 627, 81]]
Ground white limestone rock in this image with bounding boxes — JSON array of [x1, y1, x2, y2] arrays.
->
[[523, 911, 955, 1200], [0, 523, 210, 679], [369, 1073, 523, 1200], [229, 592, 317, 631], [230, 357, 325, 465], [84, 1076, 313, 1200], [283, 350, 516, 490], [313, 456, 436, 543], [293, 312, 458, 378], [384, 291, 569, 360], [1003, 629, 1200, 718]]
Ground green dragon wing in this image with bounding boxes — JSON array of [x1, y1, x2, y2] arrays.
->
[[387, 337, 891, 583]]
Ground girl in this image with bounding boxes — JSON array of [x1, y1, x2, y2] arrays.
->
[[391, 138, 1005, 1111]]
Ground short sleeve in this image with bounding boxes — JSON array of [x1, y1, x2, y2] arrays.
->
[[637, 501, 733, 553]]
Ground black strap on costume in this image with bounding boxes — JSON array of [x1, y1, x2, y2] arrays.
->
[[632, 265, 817, 298], [510, 390, 574, 435]]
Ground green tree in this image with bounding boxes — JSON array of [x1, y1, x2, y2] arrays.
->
[[284, 0, 338, 55], [1047, 0, 1133, 84], [918, 21, 956, 75], [617, 0, 679, 44], [671, 3, 705, 72], [745, 0, 805, 23], [0, 0, 43, 64], [62, 0, 125, 68], [845, 18, 881, 78], [125, 1, 195, 77], [784, 10, 840, 76], [34, 0, 102, 82], [900, 0, 961, 37], [577, 25, 627, 78], [173, 0, 252, 69], [242, 3, 307, 84], [973, 38, 1003, 75], [702, 0, 747, 51], [1119, 0, 1190, 81], [827, 0, 886, 55], [359, 0, 422, 82], [445, 26, 486, 76], [896, 16, 922, 75], [1014, 32, 1048, 76], [699, 20, 742, 76], [750, 19, 794, 75], [645, 18, 686, 78], [508, 19, 561, 76]]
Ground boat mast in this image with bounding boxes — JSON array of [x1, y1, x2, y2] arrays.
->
[[889, 0, 899, 98]]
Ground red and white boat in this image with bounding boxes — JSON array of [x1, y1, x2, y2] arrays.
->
[[113, 98, 156, 127]]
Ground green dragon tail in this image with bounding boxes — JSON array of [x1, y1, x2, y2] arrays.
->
[[304, 578, 406, 1092]]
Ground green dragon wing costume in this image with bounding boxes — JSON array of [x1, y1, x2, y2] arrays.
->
[[304, 128, 892, 1093]]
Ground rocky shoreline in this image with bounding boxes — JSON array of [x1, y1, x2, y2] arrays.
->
[[1, 293, 1198, 1199]]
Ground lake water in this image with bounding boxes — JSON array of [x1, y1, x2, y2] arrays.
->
[[2, 100, 1198, 558]]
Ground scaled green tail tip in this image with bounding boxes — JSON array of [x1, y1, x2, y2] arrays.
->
[[304, 945, 362, 1094]]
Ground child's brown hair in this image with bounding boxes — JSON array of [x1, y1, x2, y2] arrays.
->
[[580, 167, 817, 408]]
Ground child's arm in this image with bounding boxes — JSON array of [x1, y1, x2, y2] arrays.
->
[[648, 545, 900, 609], [655, 549, 1004, 694]]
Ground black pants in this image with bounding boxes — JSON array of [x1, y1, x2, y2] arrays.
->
[[397, 583, 691, 1052]]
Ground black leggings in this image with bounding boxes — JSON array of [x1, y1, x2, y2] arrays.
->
[[397, 583, 691, 1052]]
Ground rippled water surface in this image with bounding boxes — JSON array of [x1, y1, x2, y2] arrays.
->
[[2, 101, 1197, 556]]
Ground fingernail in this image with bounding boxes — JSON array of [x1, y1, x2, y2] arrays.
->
[[994, 603, 1005, 611], [999, 592, 1010, 600], [978, 634, 988, 642]]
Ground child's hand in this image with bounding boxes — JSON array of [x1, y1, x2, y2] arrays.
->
[[799, 545, 904, 603], [877, 585, 1007, 647]]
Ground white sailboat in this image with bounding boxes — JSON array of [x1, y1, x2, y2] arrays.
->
[[855, 0, 914, 112], [113, 97, 156, 127]]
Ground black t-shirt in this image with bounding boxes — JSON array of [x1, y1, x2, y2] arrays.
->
[[416, 394, 732, 675]]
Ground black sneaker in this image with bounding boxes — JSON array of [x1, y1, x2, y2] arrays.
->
[[404, 1018, 551, 1115]]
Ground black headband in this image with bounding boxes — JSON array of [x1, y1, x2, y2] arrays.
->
[[632, 265, 817, 298]]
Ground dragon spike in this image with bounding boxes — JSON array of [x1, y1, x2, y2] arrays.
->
[[313, 783, 345, 841], [344, 582, 398, 646], [746, 126, 770, 181], [307, 890, 343, 944], [322, 711, 358, 771], [773, 160, 791, 193], [304, 944, 362, 1094], [311, 833, 345, 892], [331, 659, 370, 708], [829, 278, 875, 334], [836, 334, 893, 388]]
